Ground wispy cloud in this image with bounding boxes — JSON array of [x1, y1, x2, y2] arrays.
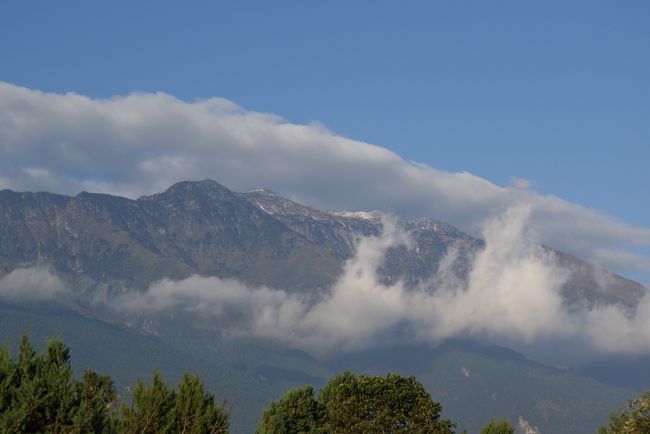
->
[[0, 267, 67, 301], [97, 211, 650, 357], [6, 210, 647, 359], [0, 82, 649, 277]]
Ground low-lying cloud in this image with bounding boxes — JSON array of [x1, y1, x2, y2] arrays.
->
[[0, 267, 67, 301], [3, 210, 647, 359], [1, 82, 649, 278], [105, 210, 650, 357]]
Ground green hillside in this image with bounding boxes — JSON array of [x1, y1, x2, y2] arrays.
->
[[0, 303, 634, 434]]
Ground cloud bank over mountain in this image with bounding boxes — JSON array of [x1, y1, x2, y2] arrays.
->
[[0, 267, 67, 301], [1, 82, 649, 278], [99, 211, 650, 357], [2, 207, 648, 358]]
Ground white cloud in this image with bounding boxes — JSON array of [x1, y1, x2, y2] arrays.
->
[[0, 267, 67, 301], [0, 210, 615, 361], [0, 82, 649, 276], [108, 211, 650, 357], [409, 204, 573, 344]]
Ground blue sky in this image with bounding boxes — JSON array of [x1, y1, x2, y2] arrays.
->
[[1, 1, 649, 280]]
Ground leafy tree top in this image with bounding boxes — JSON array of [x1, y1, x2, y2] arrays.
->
[[257, 371, 459, 434], [599, 390, 650, 434], [480, 419, 515, 434]]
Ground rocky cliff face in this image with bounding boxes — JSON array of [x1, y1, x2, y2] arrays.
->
[[0, 179, 644, 308], [0, 180, 340, 294], [242, 187, 644, 307]]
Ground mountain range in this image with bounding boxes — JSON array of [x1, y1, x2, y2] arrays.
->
[[0, 179, 647, 433], [0, 179, 643, 307]]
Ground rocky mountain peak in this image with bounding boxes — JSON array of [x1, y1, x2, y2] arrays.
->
[[140, 179, 231, 200], [243, 188, 329, 219], [136, 180, 246, 218]]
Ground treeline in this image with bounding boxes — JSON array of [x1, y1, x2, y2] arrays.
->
[[0, 336, 228, 434], [1, 337, 648, 433]]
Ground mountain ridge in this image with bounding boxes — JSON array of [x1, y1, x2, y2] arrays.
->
[[0, 179, 644, 309], [0, 179, 645, 434]]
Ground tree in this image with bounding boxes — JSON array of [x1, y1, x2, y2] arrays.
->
[[256, 371, 459, 434], [119, 373, 176, 433], [174, 373, 230, 434], [0, 335, 229, 434], [480, 419, 515, 434], [598, 390, 650, 434], [255, 385, 326, 434], [74, 371, 119, 433], [0, 335, 118, 433], [119, 372, 229, 434]]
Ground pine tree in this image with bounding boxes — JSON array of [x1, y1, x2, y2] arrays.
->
[[119, 372, 229, 434], [0, 336, 119, 433], [0, 335, 229, 434]]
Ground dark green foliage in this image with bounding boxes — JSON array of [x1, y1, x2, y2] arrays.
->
[[0, 335, 118, 433], [0, 335, 229, 434], [598, 390, 650, 434], [480, 419, 515, 434], [256, 371, 458, 434], [175, 373, 229, 434], [76, 371, 120, 433], [255, 386, 326, 434], [120, 373, 176, 433], [119, 372, 229, 434], [321, 372, 457, 434]]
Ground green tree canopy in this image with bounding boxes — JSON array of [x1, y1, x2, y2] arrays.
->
[[119, 372, 229, 434], [0, 335, 229, 434], [0, 335, 118, 433], [256, 371, 458, 434], [598, 389, 650, 434], [480, 418, 515, 434], [255, 385, 326, 434]]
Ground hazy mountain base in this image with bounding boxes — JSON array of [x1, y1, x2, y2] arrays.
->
[[0, 302, 331, 434], [578, 355, 650, 392], [0, 302, 633, 434], [330, 344, 633, 434]]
